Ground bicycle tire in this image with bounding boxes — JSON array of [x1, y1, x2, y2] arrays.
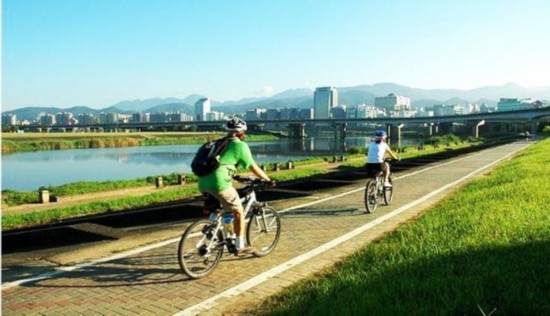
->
[[364, 180, 378, 213], [383, 176, 394, 205], [177, 219, 224, 279], [246, 206, 281, 257]]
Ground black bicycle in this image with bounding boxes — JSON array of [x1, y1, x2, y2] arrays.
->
[[177, 176, 281, 279], [364, 158, 397, 213]]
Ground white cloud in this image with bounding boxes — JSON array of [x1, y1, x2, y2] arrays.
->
[[253, 86, 275, 96]]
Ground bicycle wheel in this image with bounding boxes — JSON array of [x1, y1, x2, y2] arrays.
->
[[246, 206, 281, 257], [178, 219, 224, 279], [364, 180, 378, 213], [383, 176, 394, 205]]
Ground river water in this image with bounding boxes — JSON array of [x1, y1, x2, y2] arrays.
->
[[4, 137, 399, 191]]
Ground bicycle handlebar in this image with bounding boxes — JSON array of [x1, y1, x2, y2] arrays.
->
[[233, 175, 276, 188]]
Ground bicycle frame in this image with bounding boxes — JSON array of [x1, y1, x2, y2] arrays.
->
[[364, 159, 395, 213], [178, 177, 282, 278], [205, 189, 266, 254]]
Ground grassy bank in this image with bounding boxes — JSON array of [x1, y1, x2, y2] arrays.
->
[[1, 135, 482, 207], [1, 132, 278, 154], [0, 167, 325, 230], [2, 136, 487, 230], [252, 138, 550, 315]]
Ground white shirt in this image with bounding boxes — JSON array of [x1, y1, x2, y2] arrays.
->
[[366, 141, 389, 163]]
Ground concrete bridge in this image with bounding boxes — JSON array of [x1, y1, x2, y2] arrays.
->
[[18, 107, 550, 147]]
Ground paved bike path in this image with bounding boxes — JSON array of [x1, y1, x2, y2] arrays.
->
[[1, 142, 530, 315]]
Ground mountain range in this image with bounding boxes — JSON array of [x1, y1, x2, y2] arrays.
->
[[5, 82, 550, 122]]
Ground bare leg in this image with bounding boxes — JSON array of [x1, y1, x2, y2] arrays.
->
[[383, 162, 390, 183]]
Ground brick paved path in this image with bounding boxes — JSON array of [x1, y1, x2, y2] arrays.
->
[[1, 142, 529, 315]]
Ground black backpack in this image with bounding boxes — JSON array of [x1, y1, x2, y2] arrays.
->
[[191, 137, 230, 177]]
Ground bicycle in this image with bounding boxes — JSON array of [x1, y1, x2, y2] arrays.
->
[[177, 176, 281, 279], [364, 158, 397, 213]]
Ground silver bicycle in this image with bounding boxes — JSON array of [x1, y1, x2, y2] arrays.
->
[[177, 176, 281, 279], [364, 158, 396, 213]]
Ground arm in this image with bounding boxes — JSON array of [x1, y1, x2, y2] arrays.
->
[[386, 147, 399, 160], [249, 163, 272, 182]]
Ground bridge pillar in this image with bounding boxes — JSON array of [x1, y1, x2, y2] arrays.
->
[[529, 122, 539, 134], [472, 120, 485, 138], [387, 123, 404, 148], [425, 123, 435, 136], [288, 123, 306, 138], [332, 123, 347, 141], [438, 122, 453, 134]]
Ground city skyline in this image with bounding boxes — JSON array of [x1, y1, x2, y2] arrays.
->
[[3, 0, 550, 112]]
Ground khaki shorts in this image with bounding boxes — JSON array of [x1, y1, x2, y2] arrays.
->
[[205, 187, 244, 215]]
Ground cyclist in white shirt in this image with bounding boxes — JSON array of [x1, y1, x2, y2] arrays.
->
[[366, 129, 399, 187]]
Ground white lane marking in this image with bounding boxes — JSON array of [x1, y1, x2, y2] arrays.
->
[[280, 146, 496, 214], [176, 144, 527, 315], [2, 143, 526, 292], [2, 238, 180, 290]]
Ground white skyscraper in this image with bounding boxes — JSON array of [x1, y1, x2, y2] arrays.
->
[[195, 98, 211, 121], [314, 86, 338, 119]]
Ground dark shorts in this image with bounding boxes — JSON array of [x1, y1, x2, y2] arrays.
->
[[365, 163, 384, 178]]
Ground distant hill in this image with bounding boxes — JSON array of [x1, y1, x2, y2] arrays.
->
[[4, 82, 549, 121], [110, 97, 189, 112], [4, 106, 102, 121], [271, 88, 313, 99], [348, 82, 550, 104], [145, 102, 194, 114], [337, 89, 377, 106]]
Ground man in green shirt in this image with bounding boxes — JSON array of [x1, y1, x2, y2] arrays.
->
[[198, 117, 272, 256]]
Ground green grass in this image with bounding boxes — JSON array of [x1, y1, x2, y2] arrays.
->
[[253, 138, 550, 315], [0, 136, 509, 230], [2, 185, 200, 229], [1, 173, 195, 206], [1, 132, 278, 153], [0, 167, 325, 230]]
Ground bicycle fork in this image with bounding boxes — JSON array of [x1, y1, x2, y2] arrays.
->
[[198, 221, 223, 256], [251, 201, 271, 233]]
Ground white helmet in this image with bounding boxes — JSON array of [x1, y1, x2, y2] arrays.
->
[[225, 117, 247, 132]]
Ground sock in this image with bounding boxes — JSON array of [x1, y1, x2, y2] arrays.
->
[[236, 236, 244, 249]]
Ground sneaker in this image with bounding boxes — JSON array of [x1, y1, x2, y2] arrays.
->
[[384, 181, 392, 187], [235, 245, 254, 257]]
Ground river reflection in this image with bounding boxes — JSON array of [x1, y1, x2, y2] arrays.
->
[[2, 136, 416, 191]]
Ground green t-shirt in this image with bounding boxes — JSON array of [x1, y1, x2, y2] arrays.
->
[[197, 138, 255, 192]]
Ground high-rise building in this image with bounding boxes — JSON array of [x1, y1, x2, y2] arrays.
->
[[78, 113, 99, 125], [314, 86, 338, 119], [132, 112, 148, 123], [245, 108, 266, 121], [330, 105, 347, 119], [39, 113, 56, 126], [205, 111, 224, 121], [55, 112, 75, 125], [375, 93, 411, 113], [2, 113, 17, 125], [281, 108, 301, 120], [150, 113, 167, 123], [497, 98, 541, 111], [195, 98, 211, 121], [99, 112, 119, 124]]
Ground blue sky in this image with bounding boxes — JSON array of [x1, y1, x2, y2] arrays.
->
[[2, 0, 550, 111]]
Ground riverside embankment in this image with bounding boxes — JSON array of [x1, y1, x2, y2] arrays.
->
[[2, 139, 545, 315], [2, 136, 490, 231]]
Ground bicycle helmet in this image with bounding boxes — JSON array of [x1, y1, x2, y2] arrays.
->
[[225, 117, 247, 132], [375, 129, 387, 137]]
